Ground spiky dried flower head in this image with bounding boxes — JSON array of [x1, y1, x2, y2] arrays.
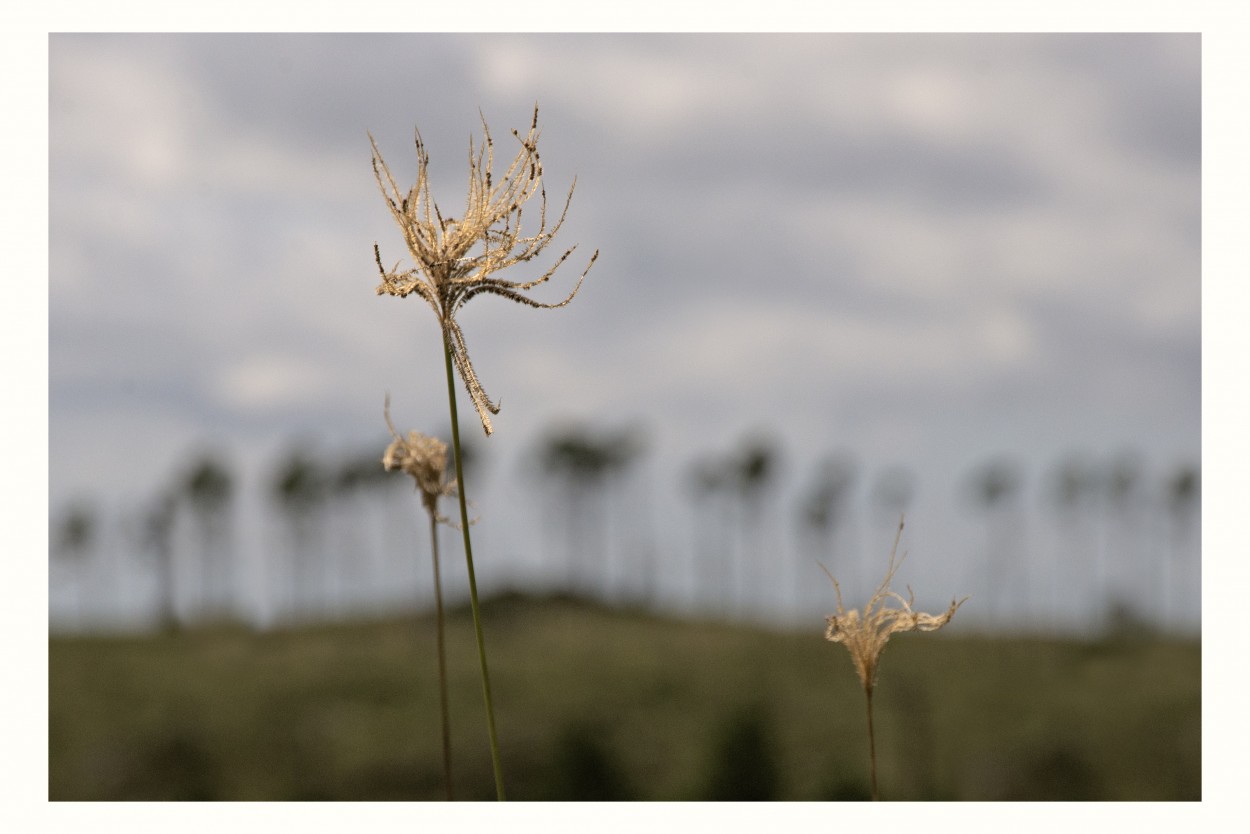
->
[[369, 104, 598, 436], [382, 394, 456, 517], [822, 516, 966, 693]]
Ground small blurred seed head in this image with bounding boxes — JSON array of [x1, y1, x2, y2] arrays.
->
[[382, 395, 455, 516]]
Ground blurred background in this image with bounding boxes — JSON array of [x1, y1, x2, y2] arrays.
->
[[50, 32, 1199, 638], [47, 33, 1200, 801], [47, 425, 1199, 637]]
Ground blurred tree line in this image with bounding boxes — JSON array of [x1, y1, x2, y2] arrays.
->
[[50, 425, 1199, 636]]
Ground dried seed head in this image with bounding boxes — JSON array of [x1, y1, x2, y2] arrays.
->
[[823, 516, 966, 693], [382, 395, 455, 516], [369, 104, 598, 436]]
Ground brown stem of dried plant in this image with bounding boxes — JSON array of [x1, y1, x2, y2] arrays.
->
[[865, 684, 879, 801], [427, 512, 453, 801], [381, 397, 458, 799]]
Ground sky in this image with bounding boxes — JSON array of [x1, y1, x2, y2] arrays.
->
[[42, 32, 1206, 635]]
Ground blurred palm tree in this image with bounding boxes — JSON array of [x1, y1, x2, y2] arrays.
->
[[53, 504, 95, 561], [869, 464, 914, 587], [272, 451, 329, 621], [799, 454, 858, 609], [183, 455, 234, 622], [1048, 453, 1099, 633], [1102, 452, 1144, 627], [52, 502, 96, 629], [331, 448, 396, 616], [1163, 462, 1199, 629], [965, 457, 1024, 628], [730, 433, 781, 619], [139, 492, 179, 632], [688, 454, 734, 615], [537, 425, 644, 600], [1166, 465, 1199, 523]]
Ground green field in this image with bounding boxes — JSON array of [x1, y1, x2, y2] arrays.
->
[[48, 593, 1200, 801]]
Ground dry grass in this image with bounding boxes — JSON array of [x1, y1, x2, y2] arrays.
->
[[369, 105, 597, 436], [821, 516, 966, 799]]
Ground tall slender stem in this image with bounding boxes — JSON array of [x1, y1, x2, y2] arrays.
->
[[442, 331, 506, 801], [865, 685, 879, 801], [427, 513, 453, 801]]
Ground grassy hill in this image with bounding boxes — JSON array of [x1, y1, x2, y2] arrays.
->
[[48, 593, 1200, 801]]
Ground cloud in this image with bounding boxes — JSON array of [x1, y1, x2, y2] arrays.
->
[[212, 352, 337, 413], [48, 33, 1199, 520]]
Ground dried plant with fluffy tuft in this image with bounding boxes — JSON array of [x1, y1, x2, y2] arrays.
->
[[821, 515, 965, 799], [823, 517, 964, 692], [369, 104, 598, 436]]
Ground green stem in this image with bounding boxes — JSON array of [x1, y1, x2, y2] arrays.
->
[[427, 512, 453, 801], [865, 684, 879, 801], [442, 331, 506, 801]]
